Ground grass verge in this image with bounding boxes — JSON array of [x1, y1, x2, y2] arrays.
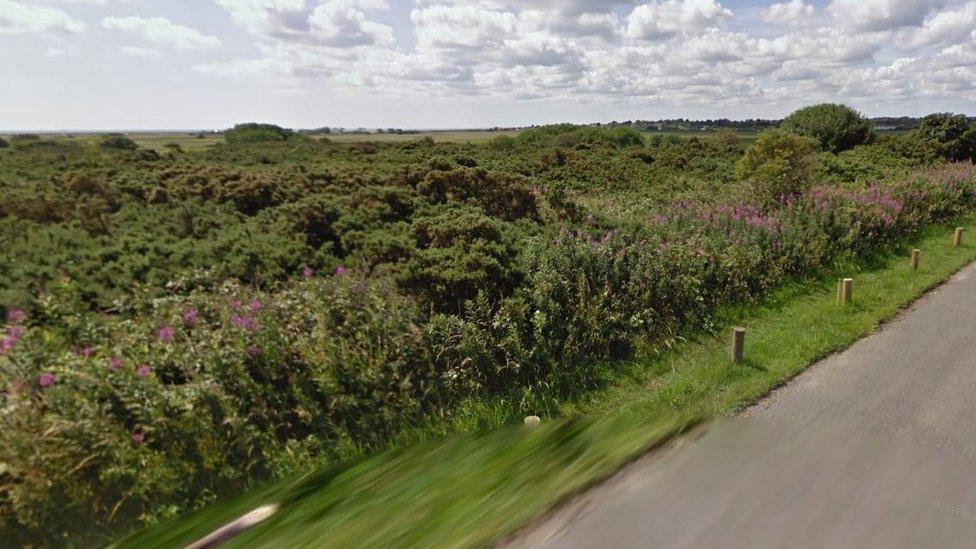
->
[[116, 218, 976, 548]]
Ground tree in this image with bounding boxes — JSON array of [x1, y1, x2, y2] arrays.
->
[[780, 103, 875, 153], [913, 113, 976, 161], [736, 129, 819, 202], [224, 123, 296, 144]]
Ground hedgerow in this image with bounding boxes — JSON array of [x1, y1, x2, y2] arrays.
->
[[1, 121, 975, 543]]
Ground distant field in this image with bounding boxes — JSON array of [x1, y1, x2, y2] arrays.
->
[[73, 132, 225, 151], [2, 127, 763, 151], [324, 129, 521, 143]]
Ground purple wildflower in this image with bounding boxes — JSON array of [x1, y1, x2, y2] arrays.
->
[[132, 432, 145, 444], [107, 357, 123, 371], [231, 315, 260, 332], [38, 372, 56, 388], [157, 326, 174, 343], [76, 346, 93, 358], [182, 309, 199, 326], [249, 299, 263, 313], [136, 364, 151, 379], [229, 298, 243, 310], [1, 326, 25, 354], [335, 265, 348, 277], [6, 308, 26, 324], [247, 345, 261, 357], [302, 265, 315, 278]]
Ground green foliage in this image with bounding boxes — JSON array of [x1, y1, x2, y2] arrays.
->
[[403, 203, 521, 312], [516, 124, 644, 148], [736, 129, 819, 201], [486, 134, 517, 151], [0, 137, 8, 149], [0, 276, 433, 543], [914, 113, 976, 161], [99, 134, 139, 150], [781, 103, 876, 153], [224, 123, 296, 144], [1, 112, 975, 542], [416, 168, 539, 221], [875, 132, 943, 164]]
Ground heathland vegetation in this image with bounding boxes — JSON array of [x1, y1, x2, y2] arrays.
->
[[1, 106, 975, 543]]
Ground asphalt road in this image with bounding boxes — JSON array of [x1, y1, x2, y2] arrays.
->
[[507, 263, 976, 548]]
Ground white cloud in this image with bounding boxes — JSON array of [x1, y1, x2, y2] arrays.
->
[[625, 0, 732, 41], [54, 0, 135, 4], [12, 0, 976, 129], [762, 0, 814, 24], [308, 0, 393, 46], [216, 0, 392, 46], [909, 1, 976, 46], [411, 4, 518, 51], [0, 0, 86, 34], [102, 16, 221, 50], [828, 0, 945, 32], [120, 45, 162, 58]]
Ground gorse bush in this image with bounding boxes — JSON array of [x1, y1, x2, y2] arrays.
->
[[98, 134, 139, 151], [1, 119, 975, 543], [735, 129, 819, 202], [781, 103, 875, 153], [914, 113, 976, 161]]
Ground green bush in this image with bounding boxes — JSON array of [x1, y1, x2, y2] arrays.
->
[[914, 113, 976, 161], [98, 134, 139, 150], [486, 134, 517, 151], [402, 204, 522, 312], [417, 168, 539, 221], [781, 103, 875, 153], [224, 123, 296, 144], [735, 129, 819, 202], [515, 125, 644, 149], [0, 276, 434, 544], [0, 137, 8, 149]]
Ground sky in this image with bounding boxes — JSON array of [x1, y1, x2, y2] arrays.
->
[[2, 0, 975, 131]]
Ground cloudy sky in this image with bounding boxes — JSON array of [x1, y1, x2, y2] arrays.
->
[[2, 0, 975, 130]]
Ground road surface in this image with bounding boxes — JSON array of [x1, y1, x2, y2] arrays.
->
[[507, 263, 976, 548]]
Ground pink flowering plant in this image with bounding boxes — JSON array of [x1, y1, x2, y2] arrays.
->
[[0, 132, 974, 544]]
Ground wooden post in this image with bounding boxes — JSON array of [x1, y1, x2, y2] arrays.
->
[[841, 278, 853, 304], [910, 248, 920, 270], [836, 278, 844, 302], [731, 327, 745, 364], [955, 227, 964, 247]]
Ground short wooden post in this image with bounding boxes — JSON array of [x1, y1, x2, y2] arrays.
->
[[840, 278, 853, 304], [836, 278, 843, 302], [731, 327, 745, 364], [955, 227, 964, 247], [910, 248, 920, 270]]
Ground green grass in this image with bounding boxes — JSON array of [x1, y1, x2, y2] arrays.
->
[[117, 218, 976, 549]]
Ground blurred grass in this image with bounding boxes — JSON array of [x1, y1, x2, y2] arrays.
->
[[116, 217, 976, 548]]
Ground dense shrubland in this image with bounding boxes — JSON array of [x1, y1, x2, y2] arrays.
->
[[2, 111, 976, 543]]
